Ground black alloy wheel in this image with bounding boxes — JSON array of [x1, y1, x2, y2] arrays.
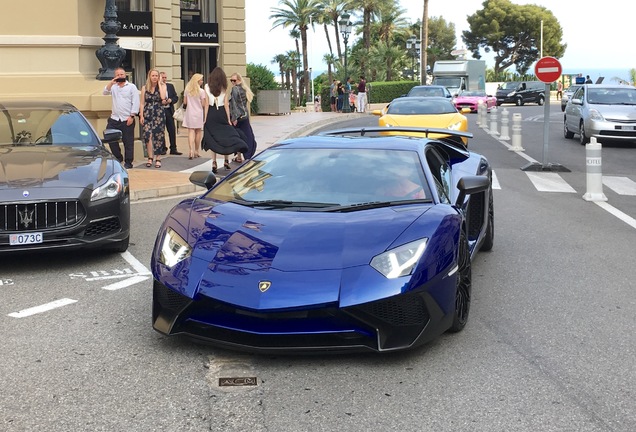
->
[[579, 121, 589, 145], [564, 119, 574, 139], [515, 97, 523, 106], [480, 188, 494, 252], [537, 95, 545, 106], [449, 230, 472, 333]]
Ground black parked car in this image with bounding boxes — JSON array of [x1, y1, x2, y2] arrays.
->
[[0, 101, 130, 253], [496, 81, 545, 106]]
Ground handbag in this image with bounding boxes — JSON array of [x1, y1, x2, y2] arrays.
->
[[173, 105, 185, 122]]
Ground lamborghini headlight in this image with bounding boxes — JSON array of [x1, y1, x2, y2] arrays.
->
[[448, 121, 463, 130], [159, 227, 192, 268], [91, 173, 124, 201], [370, 238, 428, 279]]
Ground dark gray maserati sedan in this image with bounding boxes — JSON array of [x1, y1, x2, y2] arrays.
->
[[0, 101, 130, 253]]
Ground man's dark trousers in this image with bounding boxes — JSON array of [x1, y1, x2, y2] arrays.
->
[[106, 117, 135, 166], [164, 82, 179, 154]]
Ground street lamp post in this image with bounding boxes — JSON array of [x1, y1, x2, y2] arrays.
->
[[406, 36, 421, 82], [339, 12, 353, 113], [95, 0, 126, 80]]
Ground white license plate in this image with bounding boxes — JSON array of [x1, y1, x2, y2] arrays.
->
[[10, 232, 43, 246]]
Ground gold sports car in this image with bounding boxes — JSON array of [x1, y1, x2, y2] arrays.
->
[[373, 96, 471, 144]]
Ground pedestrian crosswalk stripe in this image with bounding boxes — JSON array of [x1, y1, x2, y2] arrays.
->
[[491, 170, 501, 190], [603, 176, 636, 196], [525, 172, 577, 193]]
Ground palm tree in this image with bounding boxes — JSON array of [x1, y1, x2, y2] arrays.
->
[[270, 0, 322, 104], [272, 54, 287, 87], [318, 0, 348, 61], [323, 53, 338, 82], [356, 0, 386, 75], [284, 50, 301, 105], [422, 0, 429, 84]]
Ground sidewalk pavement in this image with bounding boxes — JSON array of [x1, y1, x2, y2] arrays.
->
[[127, 109, 376, 201]]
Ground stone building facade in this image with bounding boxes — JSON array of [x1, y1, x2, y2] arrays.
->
[[0, 0, 247, 134]]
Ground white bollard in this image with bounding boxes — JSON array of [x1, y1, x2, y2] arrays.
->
[[582, 137, 608, 202], [499, 108, 510, 140], [509, 113, 524, 151], [480, 102, 489, 130], [476, 101, 484, 126], [489, 106, 499, 136]]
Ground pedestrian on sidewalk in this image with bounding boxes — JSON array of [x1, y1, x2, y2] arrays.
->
[[160, 71, 182, 155], [202, 67, 247, 174], [102, 67, 139, 169], [330, 79, 337, 112], [336, 81, 344, 112], [182, 73, 208, 159], [357, 75, 367, 113], [229, 72, 257, 161], [140, 68, 167, 169]]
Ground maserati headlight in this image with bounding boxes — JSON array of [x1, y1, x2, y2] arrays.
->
[[91, 173, 124, 201], [370, 238, 428, 279], [159, 227, 192, 268]]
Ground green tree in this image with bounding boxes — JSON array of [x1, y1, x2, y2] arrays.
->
[[462, 0, 566, 76], [247, 63, 278, 113], [271, 54, 287, 87], [425, 17, 456, 68], [317, 0, 348, 61], [270, 0, 322, 105]]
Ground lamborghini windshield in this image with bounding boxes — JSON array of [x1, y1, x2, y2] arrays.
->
[[206, 147, 433, 208], [0, 107, 100, 146]]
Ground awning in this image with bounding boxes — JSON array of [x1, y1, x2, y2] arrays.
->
[[118, 37, 153, 52]]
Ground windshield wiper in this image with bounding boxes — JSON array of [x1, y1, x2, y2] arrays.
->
[[326, 199, 431, 213], [232, 199, 339, 209]]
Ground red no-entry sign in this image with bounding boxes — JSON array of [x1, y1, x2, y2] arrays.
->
[[534, 56, 562, 83]]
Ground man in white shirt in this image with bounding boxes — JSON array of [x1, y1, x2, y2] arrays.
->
[[103, 67, 139, 169]]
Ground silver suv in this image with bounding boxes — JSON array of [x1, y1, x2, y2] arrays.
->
[[563, 84, 636, 145]]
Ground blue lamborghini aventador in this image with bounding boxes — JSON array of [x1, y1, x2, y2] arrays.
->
[[151, 127, 494, 353]]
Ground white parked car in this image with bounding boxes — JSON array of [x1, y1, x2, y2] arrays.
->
[[563, 84, 636, 145]]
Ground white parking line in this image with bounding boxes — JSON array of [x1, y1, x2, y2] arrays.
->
[[120, 251, 152, 276], [491, 171, 501, 190], [102, 275, 150, 291], [594, 202, 636, 230], [8, 298, 77, 318]]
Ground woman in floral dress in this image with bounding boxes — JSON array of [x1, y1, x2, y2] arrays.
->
[[139, 68, 167, 168]]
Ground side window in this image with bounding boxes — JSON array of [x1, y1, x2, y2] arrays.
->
[[426, 148, 452, 204], [573, 87, 585, 100]]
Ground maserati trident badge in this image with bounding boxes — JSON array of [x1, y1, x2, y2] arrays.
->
[[258, 281, 271, 293], [19, 208, 34, 229]]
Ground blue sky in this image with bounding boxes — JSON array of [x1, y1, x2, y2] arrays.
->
[[246, 0, 635, 78]]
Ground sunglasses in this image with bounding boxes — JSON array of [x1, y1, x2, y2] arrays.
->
[[230, 79, 237, 83]]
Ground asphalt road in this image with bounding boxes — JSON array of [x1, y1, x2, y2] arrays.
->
[[1, 105, 635, 431]]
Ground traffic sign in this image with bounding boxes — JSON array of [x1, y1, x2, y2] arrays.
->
[[534, 56, 562, 83]]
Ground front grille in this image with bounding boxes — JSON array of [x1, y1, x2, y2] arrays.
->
[[355, 292, 428, 327], [0, 201, 85, 232], [84, 217, 121, 237]]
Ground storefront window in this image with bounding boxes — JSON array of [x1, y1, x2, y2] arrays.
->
[[180, 0, 216, 23], [116, 0, 149, 12]]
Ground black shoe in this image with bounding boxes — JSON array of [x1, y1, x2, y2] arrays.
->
[[124, 163, 133, 169], [170, 150, 183, 155], [159, 150, 167, 155]]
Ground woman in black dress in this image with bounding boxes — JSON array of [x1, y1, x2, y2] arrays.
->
[[202, 67, 247, 173], [139, 68, 167, 168], [229, 72, 257, 162]]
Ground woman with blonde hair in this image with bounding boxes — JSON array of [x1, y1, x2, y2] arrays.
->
[[229, 72, 257, 161], [202, 67, 247, 173], [182, 73, 208, 159], [140, 68, 167, 168]]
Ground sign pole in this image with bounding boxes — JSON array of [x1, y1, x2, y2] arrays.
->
[[522, 56, 570, 172]]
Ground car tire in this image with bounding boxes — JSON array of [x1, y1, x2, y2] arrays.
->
[[515, 97, 523, 106], [579, 121, 589, 145], [480, 188, 494, 252], [537, 95, 545, 106], [564, 119, 574, 139], [449, 230, 471, 333], [111, 236, 130, 253], [561, 104, 566, 112]]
